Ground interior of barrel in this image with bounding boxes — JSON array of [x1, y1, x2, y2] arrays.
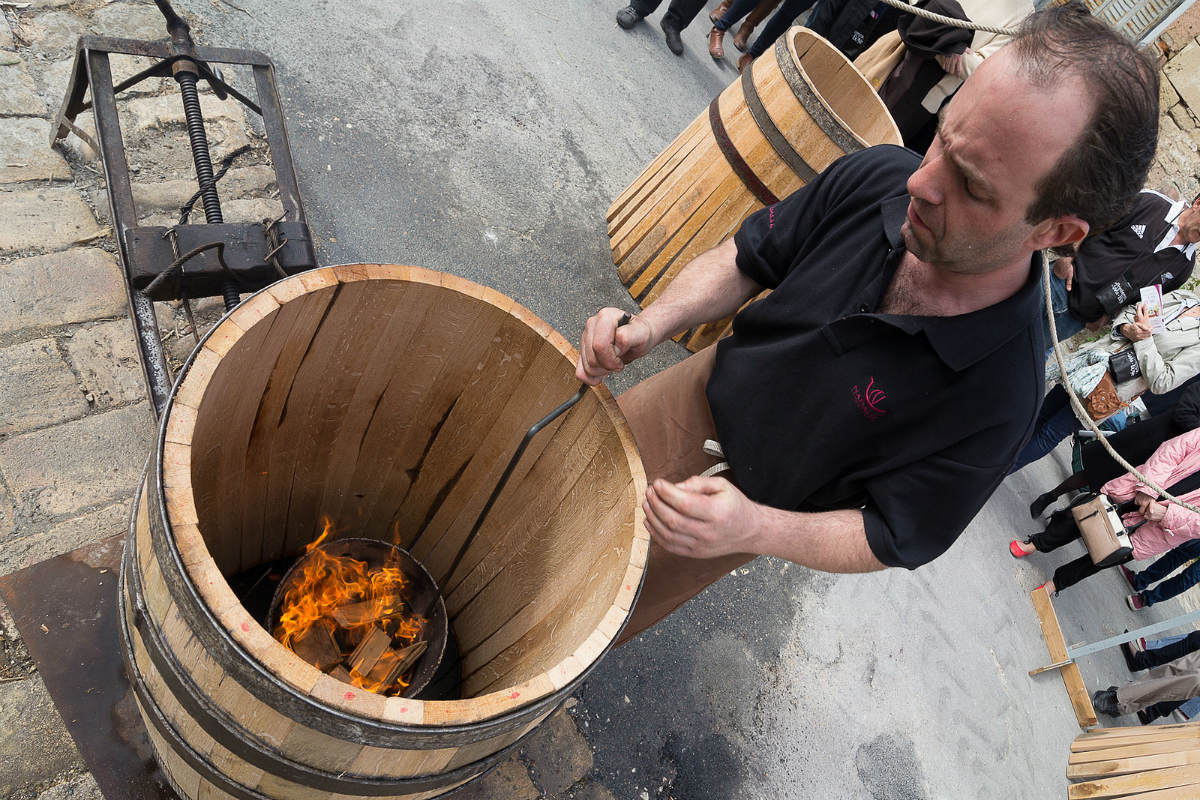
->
[[170, 266, 643, 714], [789, 28, 902, 146]]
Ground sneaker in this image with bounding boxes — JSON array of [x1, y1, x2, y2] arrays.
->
[[616, 5, 643, 29], [1127, 593, 1146, 610], [661, 19, 684, 55], [1118, 564, 1139, 590]]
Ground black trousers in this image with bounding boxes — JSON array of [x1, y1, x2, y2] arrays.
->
[[1136, 631, 1200, 671], [631, 0, 707, 28], [1030, 503, 1136, 594]]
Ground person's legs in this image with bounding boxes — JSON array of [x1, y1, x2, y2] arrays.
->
[[1028, 506, 1083, 553], [1010, 386, 1077, 473], [1041, 270, 1085, 351], [1141, 559, 1200, 607], [614, 346, 756, 646], [631, 0, 665, 15], [1029, 471, 1089, 518], [620, 0, 665, 28], [1136, 631, 1200, 670], [733, 0, 782, 50], [709, 0, 733, 23], [710, 0, 770, 58], [1142, 700, 1184, 722], [714, 0, 761, 29], [662, 0, 707, 29], [745, 0, 817, 57], [1136, 539, 1200, 596], [1049, 552, 1110, 595], [1116, 649, 1200, 715]]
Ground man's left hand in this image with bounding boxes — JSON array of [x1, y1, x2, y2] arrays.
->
[[642, 476, 761, 559]]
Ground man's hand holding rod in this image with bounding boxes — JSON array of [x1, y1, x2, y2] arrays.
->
[[575, 238, 755, 385], [574, 237, 886, 573]]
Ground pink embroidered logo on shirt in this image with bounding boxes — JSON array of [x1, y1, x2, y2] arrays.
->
[[852, 377, 887, 420], [768, 205, 776, 229]]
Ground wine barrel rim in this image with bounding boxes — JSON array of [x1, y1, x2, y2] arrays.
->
[[157, 264, 649, 728], [784, 26, 902, 150]]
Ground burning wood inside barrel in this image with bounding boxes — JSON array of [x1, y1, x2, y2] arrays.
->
[[272, 520, 429, 696]]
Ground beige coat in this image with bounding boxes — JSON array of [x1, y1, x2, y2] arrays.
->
[[1114, 289, 1200, 395], [918, 0, 1034, 115], [854, 1, 1033, 103]]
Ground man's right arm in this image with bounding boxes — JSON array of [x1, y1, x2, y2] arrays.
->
[[576, 237, 762, 384]]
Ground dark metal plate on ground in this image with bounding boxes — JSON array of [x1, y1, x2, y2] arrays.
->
[[0, 534, 178, 800]]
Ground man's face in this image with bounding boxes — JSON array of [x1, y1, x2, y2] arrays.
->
[[1178, 198, 1200, 244], [900, 49, 1093, 273]]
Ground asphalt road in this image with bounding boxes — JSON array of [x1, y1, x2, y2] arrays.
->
[[169, 2, 1178, 797]]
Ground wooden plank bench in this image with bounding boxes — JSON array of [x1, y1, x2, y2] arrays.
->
[[1068, 723, 1200, 798]]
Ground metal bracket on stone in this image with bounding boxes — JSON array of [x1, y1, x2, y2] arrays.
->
[[47, 0, 315, 420]]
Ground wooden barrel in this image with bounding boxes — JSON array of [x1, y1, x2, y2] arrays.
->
[[607, 27, 902, 352], [119, 264, 648, 800]]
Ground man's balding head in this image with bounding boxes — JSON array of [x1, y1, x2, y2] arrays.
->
[[1009, 2, 1159, 232]]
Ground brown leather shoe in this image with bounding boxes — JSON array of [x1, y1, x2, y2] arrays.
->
[[733, 0, 779, 51], [733, 22, 753, 52], [737, 52, 753, 73], [709, 0, 732, 25], [708, 27, 725, 60]]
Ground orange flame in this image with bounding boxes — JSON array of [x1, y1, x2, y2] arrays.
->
[[273, 517, 425, 694]]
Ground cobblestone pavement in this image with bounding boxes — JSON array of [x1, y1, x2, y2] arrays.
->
[[0, 1, 1198, 798], [0, 1, 612, 796]]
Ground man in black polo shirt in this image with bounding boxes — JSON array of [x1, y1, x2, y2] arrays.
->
[[576, 4, 1160, 641]]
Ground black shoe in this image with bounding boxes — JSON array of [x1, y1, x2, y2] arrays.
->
[[661, 19, 684, 55], [616, 5, 643, 29], [1122, 638, 1146, 672], [1029, 491, 1056, 518], [1092, 686, 1121, 716], [1137, 709, 1155, 724]]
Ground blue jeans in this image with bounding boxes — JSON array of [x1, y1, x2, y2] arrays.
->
[[1010, 386, 1130, 474], [714, 0, 765, 30], [1132, 539, 1200, 607], [1041, 270, 1085, 354], [728, 0, 817, 56]]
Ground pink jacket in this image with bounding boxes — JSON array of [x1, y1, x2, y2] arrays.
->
[[1102, 428, 1200, 560]]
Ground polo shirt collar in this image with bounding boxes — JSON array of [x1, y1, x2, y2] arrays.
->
[[1156, 199, 1199, 259], [881, 194, 908, 248], [878, 193, 1042, 372]]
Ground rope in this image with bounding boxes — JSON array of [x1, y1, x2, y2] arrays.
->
[[872, 0, 1021, 36], [1042, 253, 1200, 516]]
